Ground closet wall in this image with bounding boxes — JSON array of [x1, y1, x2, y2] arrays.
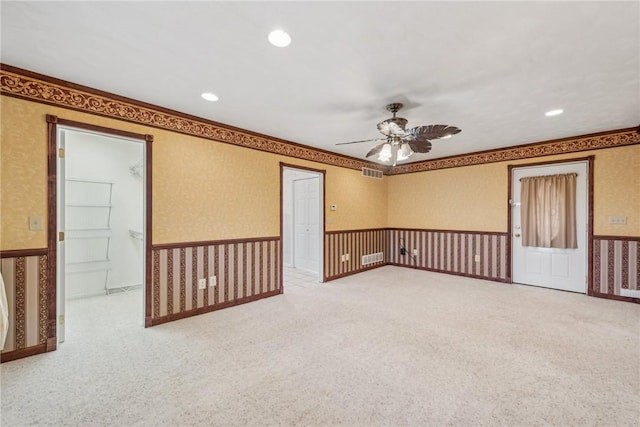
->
[[65, 131, 143, 298]]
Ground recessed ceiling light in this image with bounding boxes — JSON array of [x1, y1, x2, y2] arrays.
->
[[545, 109, 563, 117], [201, 92, 219, 102], [268, 29, 291, 47]]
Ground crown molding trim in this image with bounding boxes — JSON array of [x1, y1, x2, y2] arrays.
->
[[2, 64, 638, 176], [0, 64, 387, 173], [389, 127, 640, 175]]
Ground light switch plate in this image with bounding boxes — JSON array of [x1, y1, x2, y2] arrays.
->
[[607, 216, 627, 224]]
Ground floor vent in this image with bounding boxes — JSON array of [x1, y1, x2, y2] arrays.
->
[[362, 252, 384, 266], [362, 167, 383, 179]]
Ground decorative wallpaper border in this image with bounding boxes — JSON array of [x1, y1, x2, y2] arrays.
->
[[390, 128, 640, 174], [0, 64, 386, 173], [3, 64, 637, 176]]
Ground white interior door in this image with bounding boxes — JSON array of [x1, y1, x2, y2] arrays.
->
[[512, 161, 587, 293], [293, 177, 320, 273], [57, 130, 66, 343]]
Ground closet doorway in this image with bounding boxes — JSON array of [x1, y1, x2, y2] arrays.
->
[[55, 124, 147, 345], [281, 165, 325, 284]]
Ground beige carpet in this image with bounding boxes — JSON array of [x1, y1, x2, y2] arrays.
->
[[1, 266, 639, 426]]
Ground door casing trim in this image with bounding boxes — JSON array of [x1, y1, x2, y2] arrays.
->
[[280, 163, 326, 284], [46, 114, 153, 351]]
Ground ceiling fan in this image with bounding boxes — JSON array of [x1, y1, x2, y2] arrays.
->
[[337, 103, 461, 166]]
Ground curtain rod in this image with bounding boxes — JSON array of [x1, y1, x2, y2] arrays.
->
[[520, 172, 577, 181]]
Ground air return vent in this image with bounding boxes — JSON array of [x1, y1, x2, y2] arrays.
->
[[362, 167, 383, 179], [362, 252, 384, 266], [620, 289, 640, 298]]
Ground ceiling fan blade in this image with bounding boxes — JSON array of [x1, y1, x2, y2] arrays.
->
[[335, 138, 386, 146], [366, 142, 386, 158], [408, 140, 433, 153], [377, 120, 406, 137], [406, 125, 461, 140]]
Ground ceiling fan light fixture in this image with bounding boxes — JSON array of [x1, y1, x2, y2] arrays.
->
[[378, 143, 392, 162], [396, 143, 413, 161]]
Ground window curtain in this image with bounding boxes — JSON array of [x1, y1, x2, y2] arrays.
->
[[521, 173, 577, 249]]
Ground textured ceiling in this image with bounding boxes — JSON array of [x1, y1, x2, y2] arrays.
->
[[1, 1, 638, 164]]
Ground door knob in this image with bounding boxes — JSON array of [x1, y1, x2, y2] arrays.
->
[[514, 234, 521, 238]]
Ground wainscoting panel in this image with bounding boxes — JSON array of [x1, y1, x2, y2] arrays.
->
[[593, 237, 639, 300], [0, 251, 48, 360], [150, 237, 281, 324], [388, 229, 509, 282], [324, 229, 387, 280]]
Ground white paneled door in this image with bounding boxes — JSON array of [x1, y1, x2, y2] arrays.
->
[[512, 162, 588, 293], [293, 177, 320, 273]]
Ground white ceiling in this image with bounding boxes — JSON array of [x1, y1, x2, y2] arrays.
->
[[2, 1, 639, 164]]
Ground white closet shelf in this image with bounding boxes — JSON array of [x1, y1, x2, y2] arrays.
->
[[66, 229, 112, 239], [64, 178, 114, 294], [66, 178, 115, 184], [66, 260, 112, 274], [65, 203, 113, 207]]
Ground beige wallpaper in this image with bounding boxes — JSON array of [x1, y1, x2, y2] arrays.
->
[[387, 163, 506, 231], [0, 98, 49, 250], [388, 145, 640, 236], [1, 95, 636, 251], [0, 96, 388, 250], [323, 165, 388, 231], [591, 145, 639, 235]]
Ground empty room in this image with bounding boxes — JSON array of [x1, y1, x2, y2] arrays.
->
[[1, 2, 638, 426]]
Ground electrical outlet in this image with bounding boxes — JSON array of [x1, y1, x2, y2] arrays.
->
[[341, 254, 345, 262], [198, 278, 206, 290], [412, 249, 418, 256], [209, 276, 217, 287], [474, 254, 480, 262], [345, 253, 350, 261]]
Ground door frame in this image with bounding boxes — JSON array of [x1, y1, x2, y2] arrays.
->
[[280, 163, 326, 284], [46, 115, 153, 351], [507, 156, 594, 293]]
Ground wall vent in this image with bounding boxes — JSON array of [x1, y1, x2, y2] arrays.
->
[[362, 167, 383, 179], [362, 252, 384, 266], [620, 289, 640, 299]]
